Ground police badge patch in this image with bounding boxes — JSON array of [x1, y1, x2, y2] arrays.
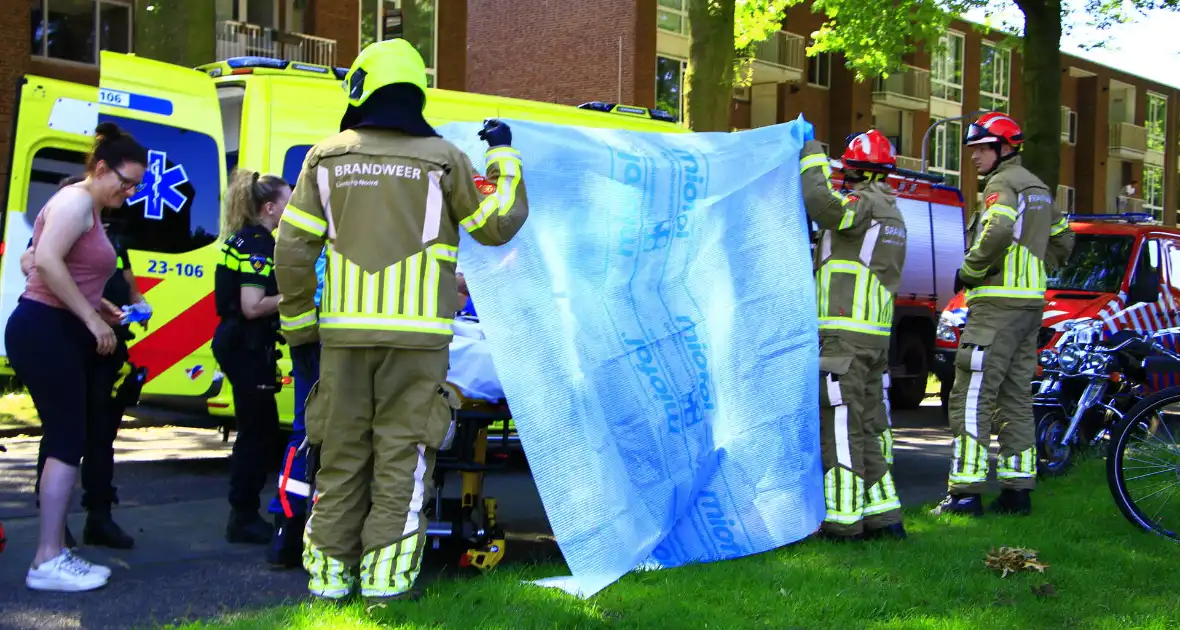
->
[[250, 254, 267, 273]]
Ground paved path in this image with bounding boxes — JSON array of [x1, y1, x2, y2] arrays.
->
[[0, 404, 952, 630]]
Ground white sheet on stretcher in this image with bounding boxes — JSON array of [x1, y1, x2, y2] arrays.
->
[[447, 318, 504, 402]]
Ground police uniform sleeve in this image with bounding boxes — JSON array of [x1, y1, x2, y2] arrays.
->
[[445, 146, 529, 246], [798, 140, 870, 234], [275, 150, 329, 347], [1045, 198, 1075, 270], [234, 232, 275, 289], [960, 181, 1017, 282]]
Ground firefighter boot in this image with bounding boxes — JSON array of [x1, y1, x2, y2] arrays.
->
[[864, 523, 908, 540], [226, 509, 274, 545], [930, 494, 984, 517], [83, 509, 135, 549], [266, 513, 306, 569], [989, 489, 1032, 516]]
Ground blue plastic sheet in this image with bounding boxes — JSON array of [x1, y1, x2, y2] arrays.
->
[[436, 118, 825, 598]]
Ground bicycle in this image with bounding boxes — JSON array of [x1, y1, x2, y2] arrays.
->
[[1107, 354, 1180, 542]]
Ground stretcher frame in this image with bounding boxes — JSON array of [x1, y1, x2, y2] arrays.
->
[[426, 389, 518, 571]]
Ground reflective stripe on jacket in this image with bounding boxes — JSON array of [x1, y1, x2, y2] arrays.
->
[[799, 140, 907, 348], [274, 128, 529, 348], [960, 156, 1073, 307]]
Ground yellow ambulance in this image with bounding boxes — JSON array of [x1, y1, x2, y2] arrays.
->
[[0, 51, 685, 431]]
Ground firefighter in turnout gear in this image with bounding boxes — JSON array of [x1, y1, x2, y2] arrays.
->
[[933, 112, 1074, 518], [274, 38, 530, 602], [800, 126, 908, 541]]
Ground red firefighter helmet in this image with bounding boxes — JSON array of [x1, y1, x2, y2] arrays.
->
[[964, 112, 1024, 147], [840, 129, 896, 173]]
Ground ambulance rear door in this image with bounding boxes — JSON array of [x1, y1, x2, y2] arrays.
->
[[241, 73, 347, 184], [0, 76, 98, 374], [99, 51, 227, 398]]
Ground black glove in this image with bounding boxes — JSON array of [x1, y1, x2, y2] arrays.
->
[[954, 268, 982, 294], [478, 119, 512, 148], [954, 271, 964, 295]]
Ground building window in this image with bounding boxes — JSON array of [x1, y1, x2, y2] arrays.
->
[[807, 51, 830, 88], [1145, 165, 1164, 221], [656, 55, 686, 122], [928, 118, 962, 189], [657, 0, 688, 36], [1148, 92, 1168, 154], [1061, 106, 1077, 145], [360, 0, 437, 85], [979, 41, 1010, 113], [930, 31, 964, 103], [31, 0, 133, 64], [1055, 185, 1076, 214]]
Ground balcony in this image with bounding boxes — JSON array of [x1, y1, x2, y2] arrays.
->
[[216, 20, 337, 68], [895, 156, 923, 172], [1108, 122, 1147, 162], [872, 66, 931, 111], [749, 31, 805, 85]]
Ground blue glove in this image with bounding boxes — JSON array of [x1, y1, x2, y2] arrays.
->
[[479, 119, 512, 148], [795, 114, 815, 143]]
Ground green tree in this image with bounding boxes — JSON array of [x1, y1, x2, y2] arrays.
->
[[684, 0, 795, 131], [133, 0, 217, 68], [804, 0, 1180, 192]]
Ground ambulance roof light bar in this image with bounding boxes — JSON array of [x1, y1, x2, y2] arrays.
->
[[1067, 212, 1156, 224], [219, 56, 350, 79], [577, 101, 678, 123]]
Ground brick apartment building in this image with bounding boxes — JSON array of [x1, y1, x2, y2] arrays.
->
[[0, 0, 468, 206], [3, 1, 1179, 225], [467, 1, 1180, 225]]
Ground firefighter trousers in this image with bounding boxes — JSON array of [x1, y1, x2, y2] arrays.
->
[[947, 300, 1041, 494], [269, 343, 320, 518], [819, 336, 902, 537], [302, 346, 453, 599]]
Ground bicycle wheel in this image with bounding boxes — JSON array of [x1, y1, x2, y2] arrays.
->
[[1107, 386, 1180, 542]]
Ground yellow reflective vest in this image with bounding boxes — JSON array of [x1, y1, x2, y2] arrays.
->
[[800, 140, 907, 348], [274, 128, 529, 349], [959, 157, 1074, 308]]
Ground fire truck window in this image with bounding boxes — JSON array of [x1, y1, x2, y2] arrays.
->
[[282, 145, 313, 185], [23, 148, 86, 229], [100, 115, 221, 255], [1167, 243, 1180, 291], [1047, 233, 1135, 294]]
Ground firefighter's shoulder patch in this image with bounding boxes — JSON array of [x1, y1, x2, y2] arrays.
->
[[985, 192, 1000, 207], [846, 194, 860, 203], [474, 174, 497, 195]]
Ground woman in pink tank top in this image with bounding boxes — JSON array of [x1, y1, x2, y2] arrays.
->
[[4, 122, 148, 593]]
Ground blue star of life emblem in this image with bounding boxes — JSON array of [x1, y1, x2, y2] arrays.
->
[[127, 149, 189, 220]]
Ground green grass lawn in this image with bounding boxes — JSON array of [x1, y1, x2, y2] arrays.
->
[[176, 460, 1180, 630], [0, 391, 39, 433]]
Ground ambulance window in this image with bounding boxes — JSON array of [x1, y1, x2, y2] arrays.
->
[[1167, 241, 1180, 290], [218, 86, 245, 180], [22, 148, 86, 229], [282, 145, 313, 184], [101, 115, 221, 255]]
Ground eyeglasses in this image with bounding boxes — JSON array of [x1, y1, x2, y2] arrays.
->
[[112, 167, 145, 193]]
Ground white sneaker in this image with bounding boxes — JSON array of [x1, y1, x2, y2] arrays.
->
[[26, 550, 109, 592], [62, 549, 111, 579]]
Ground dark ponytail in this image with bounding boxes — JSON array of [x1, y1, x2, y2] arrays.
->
[[223, 168, 289, 236], [86, 122, 148, 173]]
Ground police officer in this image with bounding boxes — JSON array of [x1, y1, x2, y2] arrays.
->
[[212, 169, 291, 543], [266, 246, 325, 568], [274, 38, 529, 602], [933, 113, 1074, 517], [24, 175, 149, 550], [800, 126, 908, 541]]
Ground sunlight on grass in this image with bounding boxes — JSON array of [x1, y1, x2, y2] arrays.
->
[[0, 391, 39, 431], [175, 461, 1180, 630]]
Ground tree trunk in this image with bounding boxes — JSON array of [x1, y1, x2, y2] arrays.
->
[[686, 0, 736, 132], [1016, 0, 1062, 192]]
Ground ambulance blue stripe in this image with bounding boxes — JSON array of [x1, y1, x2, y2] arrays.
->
[[99, 88, 174, 116]]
